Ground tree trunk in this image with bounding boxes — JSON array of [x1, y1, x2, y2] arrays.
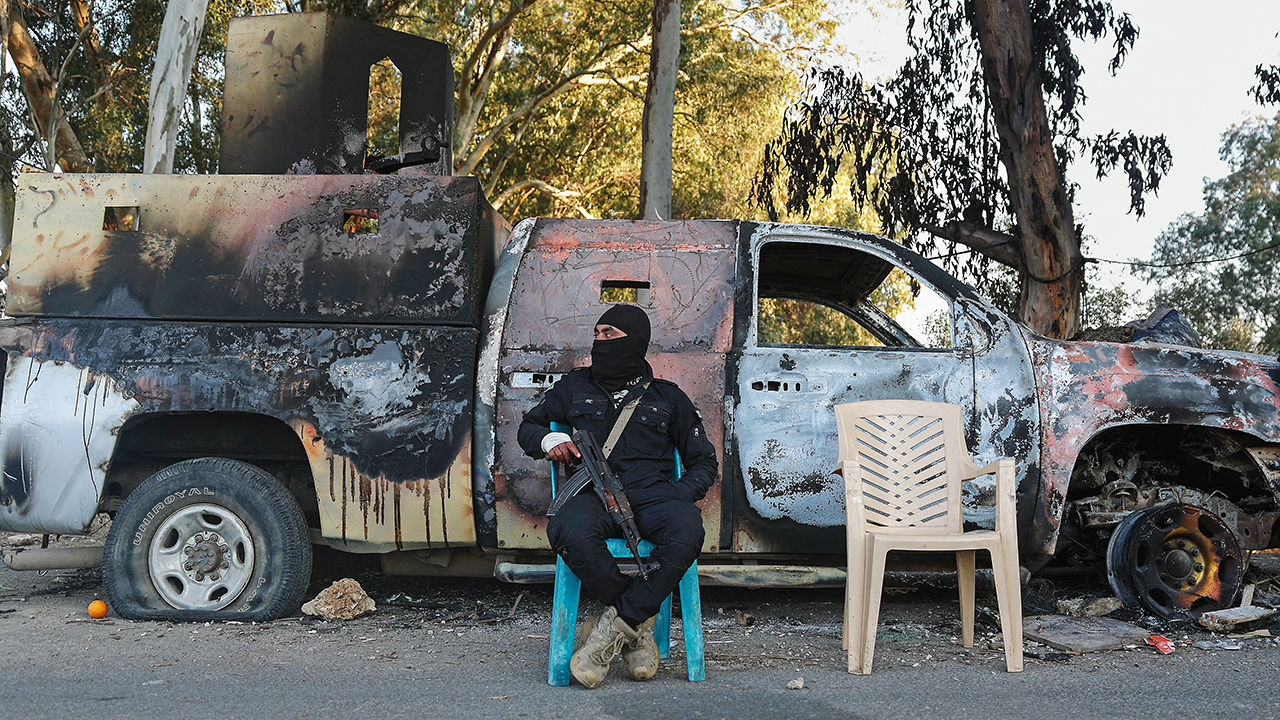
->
[[3, 0, 93, 172], [144, 0, 209, 174], [0, 124, 13, 278], [639, 0, 679, 220], [0, 0, 11, 282], [69, 0, 103, 61], [971, 0, 1081, 339]]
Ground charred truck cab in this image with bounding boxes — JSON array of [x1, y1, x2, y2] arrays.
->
[[4, 13, 1280, 622]]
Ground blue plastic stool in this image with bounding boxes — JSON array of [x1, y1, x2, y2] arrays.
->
[[546, 423, 705, 685]]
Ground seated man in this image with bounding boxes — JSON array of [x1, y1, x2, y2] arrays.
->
[[518, 304, 718, 688]]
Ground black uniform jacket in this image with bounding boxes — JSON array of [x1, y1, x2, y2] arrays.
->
[[517, 367, 718, 506]]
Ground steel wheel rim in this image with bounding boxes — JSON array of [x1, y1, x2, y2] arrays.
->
[[1116, 504, 1242, 618], [147, 503, 256, 611]]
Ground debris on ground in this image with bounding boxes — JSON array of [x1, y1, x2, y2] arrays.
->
[[1056, 596, 1123, 618], [1025, 650, 1073, 661], [302, 578, 377, 621], [736, 610, 755, 627], [1196, 605, 1278, 633], [381, 591, 448, 610], [1023, 615, 1150, 653], [1145, 635, 1175, 654], [1192, 639, 1246, 650], [786, 677, 804, 690], [1022, 579, 1059, 615]]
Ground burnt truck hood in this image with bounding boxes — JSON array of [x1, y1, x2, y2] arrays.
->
[[1026, 335, 1280, 443], [1018, 330, 1280, 555]]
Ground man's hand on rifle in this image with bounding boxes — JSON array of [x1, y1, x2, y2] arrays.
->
[[548, 440, 581, 464]]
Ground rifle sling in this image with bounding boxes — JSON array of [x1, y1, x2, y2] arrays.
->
[[601, 381, 650, 459]]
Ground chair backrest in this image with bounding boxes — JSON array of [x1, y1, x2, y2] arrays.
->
[[834, 400, 968, 533], [548, 420, 682, 493]]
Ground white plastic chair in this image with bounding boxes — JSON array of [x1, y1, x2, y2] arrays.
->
[[834, 399, 1023, 674]]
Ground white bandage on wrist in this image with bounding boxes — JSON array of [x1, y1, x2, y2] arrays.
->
[[541, 431, 573, 454]]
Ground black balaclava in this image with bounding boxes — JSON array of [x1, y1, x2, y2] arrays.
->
[[590, 304, 651, 391]]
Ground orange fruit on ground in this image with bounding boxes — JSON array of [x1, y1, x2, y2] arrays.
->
[[87, 600, 108, 618]]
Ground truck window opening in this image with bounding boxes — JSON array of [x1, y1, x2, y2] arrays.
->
[[600, 280, 651, 305], [342, 209, 380, 234], [103, 206, 140, 231], [756, 241, 951, 349], [367, 57, 402, 161]]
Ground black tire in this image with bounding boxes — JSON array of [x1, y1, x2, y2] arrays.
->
[[103, 457, 312, 622]]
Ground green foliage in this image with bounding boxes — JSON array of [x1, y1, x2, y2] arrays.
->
[[1142, 114, 1280, 354], [758, 267, 916, 346], [972, 261, 1140, 330], [386, 0, 834, 220], [1080, 277, 1138, 329], [759, 299, 872, 345], [751, 0, 1171, 295], [366, 58, 403, 160], [2, 0, 271, 174]]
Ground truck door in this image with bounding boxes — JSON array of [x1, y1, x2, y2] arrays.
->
[[487, 219, 735, 553], [728, 225, 978, 554]]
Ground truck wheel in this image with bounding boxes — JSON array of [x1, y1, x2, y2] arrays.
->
[[103, 458, 312, 621], [1106, 503, 1243, 619]]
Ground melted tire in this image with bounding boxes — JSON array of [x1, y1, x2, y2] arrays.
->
[[103, 458, 312, 622]]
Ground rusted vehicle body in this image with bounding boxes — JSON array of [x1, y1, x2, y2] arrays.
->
[[2, 11, 1277, 622], [5, 180, 1280, 621], [484, 219, 1280, 620]]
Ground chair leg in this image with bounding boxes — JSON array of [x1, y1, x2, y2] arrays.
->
[[859, 544, 888, 675], [548, 557, 582, 686], [956, 550, 975, 648], [989, 544, 1024, 673], [842, 576, 850, 651], [844, 552, 864, 673], [678, 561, 704, 681], [655, 593, 673, 660], [844, 520, 867, 673]]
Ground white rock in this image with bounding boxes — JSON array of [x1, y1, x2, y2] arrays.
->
[[302, 578, 376, 621]]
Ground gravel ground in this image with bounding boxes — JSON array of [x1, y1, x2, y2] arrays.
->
[[4, 528, 1280, 719]]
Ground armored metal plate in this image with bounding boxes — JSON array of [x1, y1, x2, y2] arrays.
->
[[492, 219, 735, 551], [9, 173, 504, 327]]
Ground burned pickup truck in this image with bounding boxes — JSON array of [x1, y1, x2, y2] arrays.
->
[[3, 12, 1279, 623], [3, 172, 1280, 622]]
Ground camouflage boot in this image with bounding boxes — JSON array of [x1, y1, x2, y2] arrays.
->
[[622, 614, 660, 680], [570, 606, 637, 688]]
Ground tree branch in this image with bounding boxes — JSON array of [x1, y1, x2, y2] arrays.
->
[[494, 178, 596, 218], [925, 221, 1022, 268], [4, 0, 92, 172], [457, 38, 646, 175], [454, 0, 542, 158]]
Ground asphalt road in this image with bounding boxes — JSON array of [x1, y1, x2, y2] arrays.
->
[[2, 553, 1279, 720]]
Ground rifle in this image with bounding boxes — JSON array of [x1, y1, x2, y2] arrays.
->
[[546, 429, 660, 580]]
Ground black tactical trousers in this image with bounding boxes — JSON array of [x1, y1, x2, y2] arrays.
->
[[547, 492, 704, 629]]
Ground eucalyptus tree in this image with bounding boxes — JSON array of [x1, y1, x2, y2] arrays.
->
[[752, 0, 1172, 338]]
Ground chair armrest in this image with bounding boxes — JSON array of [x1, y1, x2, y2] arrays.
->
[[961, 459, 1007, 481], [989, 458, 1018, 539], [835, 461, 866, 530], [960, 457, 1018, 535]]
